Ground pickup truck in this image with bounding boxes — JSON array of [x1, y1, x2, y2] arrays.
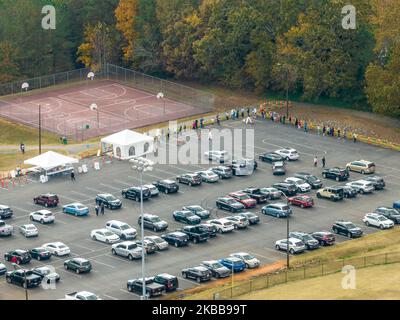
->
[[179, 226, 209, 243], [127, 278, 165, 298], [241, 188, 268, 204], [64, 291, 101, 300], [0, 220, 13, 236]]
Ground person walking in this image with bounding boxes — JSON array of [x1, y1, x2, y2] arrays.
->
[[100, 203, 105, 215], [337, 128, 341, 140], [70, 170, 75, 182], [313, 156, 318, 167], [216, 114, 220, 125], [322, 125, 326, 136], [20, 143, 25, 154], [353, 133, 357, 143], [322, 155, 326, 168], [208, 130, 213, 141], [95, 204, 99, 216], [241, 108, 245, 118]]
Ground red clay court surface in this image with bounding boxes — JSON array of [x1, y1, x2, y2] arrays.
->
[[0, 80, 208, 140]]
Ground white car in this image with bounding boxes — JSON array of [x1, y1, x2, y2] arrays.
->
[[204, 150, 230, 163], [275, 238, 306, 254], [230, 252, 260, 269], [346, 180, 375, 194], [143, 184, 159, 196], [32, 266, 60, 283], [91, 229, 120, 244], [42, 242, 71, 256], [29, 210, 55, 224], [225, 215, 249, 229], [208, 218, 235, 233], [19, 224, 39, 237], [65, 291, 101, 300], [144, 235, 169, 251], [362, 213, 394, 229], [105, 220, 137, 240], [275, 148, 299, 161], [285, 177, 311, 192]]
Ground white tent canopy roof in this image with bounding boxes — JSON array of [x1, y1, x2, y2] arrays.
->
[[101, 129, 153, 146], [24, 151, 79, 171]]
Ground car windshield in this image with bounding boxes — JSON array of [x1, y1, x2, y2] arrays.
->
[[76, 205, 86, 210], [48, 196, 58, 200], [120, 225, 130, 230], [105, 195, 116, 201], [377, 216, 388, 221], [344, 223, 357, 229], [104, 231, 115, 237], [59, 245, 67, 249], [190, 206, 203, 211], [223, 222, 233, 226], [81, 261, 91, 266], [150, 217, 161, 223], [85, 294, 98, 300], [241, 254, 253, 260], [26, 226, 36, 230], [237, 194, 250, 200], [307, 176, 318, 182], [226, 198, 236, 204], [127, 244, 137, 250], [302, 235, 314, 241]]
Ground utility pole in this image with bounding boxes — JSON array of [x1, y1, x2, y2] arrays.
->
[[38, 104, 42, 155]]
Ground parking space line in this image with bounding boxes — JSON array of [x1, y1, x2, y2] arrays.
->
[[120, 288, 138, 297], [69, 243, 96, 252], [12, 206, 31, 213], [102, 293, 119, 300], [91, 258, 116, 269], [248, 251, 277, 261], [85, 186, 109, 194], [100, 183, 121, 191], [113, 180, 132, 186], [105, 253, 133, 264], [177, 276, 201, 286]]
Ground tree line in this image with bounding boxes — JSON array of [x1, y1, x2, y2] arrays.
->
[[0, 0, 398, 118]]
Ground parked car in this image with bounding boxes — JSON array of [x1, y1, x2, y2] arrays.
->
[[0, 263, 7, 276], [218, 257, 246, 272], [311, 231, 336, 246], [0, 205, 13, 219], [322, 167, 349, 181], [127, 278, 165, 297], [229, 159, 257, 176], [294, 173, 323, 189], [195, 170, 219, 183], [241, 188, 268, 204], [182, 266, 212, 283], [64, 258, 92, 274], [225, 215, 249, 229], [272, 182, 297, 196], [4, 250, 31, 264], [29, 210, 55, 224], [179, 225, 209, 243], [393, 201, 400, 210], [346, 180, 375, 194], [210, 166, 233, 179], [182, 205, 210, 219], [144, 236, 169, 251], [274, 148, 299, 161], [198, 223, 218, 238], [6, 270, 42, 288], [42, 242, 70, 256], [259, 187, 282, 200], [275, 238, 306, 254], [204, 150, 229, 163], [29, 247, 51, 261], [258, 152, 285, 163], [176, 173, 202, 186], [122, 186, 151, 201], [316, 187, 344, 201], [288, 232, 319, 250], [272, 161, 286, 175], [33, 193, 59, 207], [201, 260, 231, 278], [111, 241, 142, 260], [65, 291, 101, 300], [363, 176, 385, 190], [346, 160, 375, 174], [31, 266, 60, 284], [152, 273, 179, 292], [62, 203, 89, 216], [332, 220, 363, 238], [0, 220, 13, 236], [135, 239, 157, 254], [153, 180, 180, 194], [229, 252, 260, 269], [342, 185, 358, 198], [362, 213, 394, 230], [95, 194, 122, 209], [142, 184, 159, 197], [173, 210, 201, 225], [228, 192, 257, 209], [106, 220, 137, 240], [208, 218, 235, 234], [91, 228, 120, 244], [374, 207, 400, 224], [138, 214, 168, 232], [238, 212, 260, 225], [216, 197, 245, 212], [161, 231, 189, 247], [287, 195, 314, 208], [285, 177, 311, 193], [261, 203, 292, 218], [19, 224, 39, 238]]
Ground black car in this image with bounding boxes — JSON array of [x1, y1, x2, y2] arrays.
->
[[312, 231, 336, 246], [210, 166, 233, 179], [153, 180, 180, 194], [289, 232, 319, 250], [272, 182, 297, 196], [127, 278, 165, 297], [322, 167, 349, 181], [364, 176, 385, 190], [152, 273, 179, 292], [173, 210, 201, 225], [182, 205, 210, 219], [64, 258, 92, 274], [182, 266, 212, 283], [238, 212, 260, 225], [198, 224, 217, 238], [176, 173, 202, 186], [258, 152, 285, 163], [6, 270, 42, 288], [294, 173, 323, 189], [272, 162, 286, 176], [216, 197, 245, 212], [161, 232, 189, 247], [29, 247, 51, 261], [4, 250, 31, 264], [95, 193, 122, 209], [201, 260, 231, 278], [342, 185, 358, 198], [0, 205, 13, 219], [179, 225, 209, 243], [122, 187, 151, 201], [138, 214, 168, 232], [332, 220, 363, 238], [374, 207, 400, 224], [241, 188, 268, 204]]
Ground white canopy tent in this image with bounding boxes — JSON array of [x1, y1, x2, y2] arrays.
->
[[101, 129, 154, 160]]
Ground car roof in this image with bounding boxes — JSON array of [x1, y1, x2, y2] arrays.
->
[[118, 241, 137, 246], [35, 210, 52, 214], [202, 260, 219, 264], [72, 258, 89, 263], [162, 179, 176, 184], [106, 220, 127, 225], [157, 273, 176, 279], [170, 231, 186, 236], [231, 252, 249, 256]]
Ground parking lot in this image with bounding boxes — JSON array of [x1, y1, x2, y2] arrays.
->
[[0, 118, 399, 300]]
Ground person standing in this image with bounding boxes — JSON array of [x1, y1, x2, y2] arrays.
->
[[337, 128, 341, 140], [353, 133, 357, 143], [95, 204, 99, 216], [70, 170, 75, 182], [216, 114, 220, 125], [313, 156, 318, 167], [20, 143, 25, 154], [100, 203, 105, 215], [241, 108, 245, 119], [322, 155, 326, 168], [208, 130, 213, 141], [322, 126, 326, 136]]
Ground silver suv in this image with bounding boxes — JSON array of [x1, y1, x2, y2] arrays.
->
[[105, 220, 137, 240], [111, 241, 143, 260]]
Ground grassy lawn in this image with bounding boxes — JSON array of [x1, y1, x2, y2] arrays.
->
[[237, 262, 400, 300]]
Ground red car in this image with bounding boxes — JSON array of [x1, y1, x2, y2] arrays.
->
[[288, 195, 314, 208], [34, 194, 59, 207], [228, 192, 257, 209]]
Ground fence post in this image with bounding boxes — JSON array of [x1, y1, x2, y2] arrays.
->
[[304, 265, 306, 279], [285, 270, 288, 283], [364, 256, 366, 268]]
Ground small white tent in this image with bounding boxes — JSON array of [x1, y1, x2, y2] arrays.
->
[[101, 129, 154, 160], [24, 151, 79, 171]]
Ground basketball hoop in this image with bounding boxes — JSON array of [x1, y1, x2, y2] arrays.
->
[[21, 82, 29, 91], [87, 72, 95, 80]]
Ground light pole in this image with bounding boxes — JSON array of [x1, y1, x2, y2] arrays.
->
[[90, 103, 100, 130], [12, 263, 28, 300], [280, 192, 291, 269], [276, 63, 290, 119], [38, 104, 42, 155], [130, 157, 154, 300], [157, 92, 165, 115]]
